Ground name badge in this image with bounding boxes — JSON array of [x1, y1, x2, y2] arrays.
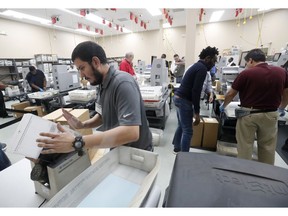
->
[[95, 103, 102, 115]]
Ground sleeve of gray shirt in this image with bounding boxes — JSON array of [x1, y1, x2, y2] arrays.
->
[[115, 81, 142, 126]]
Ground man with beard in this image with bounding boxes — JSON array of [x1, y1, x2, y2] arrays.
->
[[172, 46, 219, 153], [36, 41, 153, 156]]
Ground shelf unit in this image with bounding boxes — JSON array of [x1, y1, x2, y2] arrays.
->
[[34, 54, 58, 73], [0, 56, 73, 88], [0, 58, 17, 82], [34, 54, 58, 88], [57, 58, 72, 66]]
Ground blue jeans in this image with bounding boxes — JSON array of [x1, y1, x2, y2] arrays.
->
[[0, 149, 11, 171], [172, 96, 194, 152]]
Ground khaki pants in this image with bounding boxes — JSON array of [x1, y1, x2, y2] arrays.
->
[[236, 111, 278, 165]]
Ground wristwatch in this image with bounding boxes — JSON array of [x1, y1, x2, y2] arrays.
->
[[72, 136, 85, 156]]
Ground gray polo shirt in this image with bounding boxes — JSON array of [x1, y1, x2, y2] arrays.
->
[[95, 66, 152, 151]]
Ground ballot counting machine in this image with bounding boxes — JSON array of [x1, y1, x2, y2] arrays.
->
[[150, 58, 169, 87], [270, 53, 288, 69], [140, 85, 167, 108], [30, 150, 91, 200], [52, 65, 81, 93]]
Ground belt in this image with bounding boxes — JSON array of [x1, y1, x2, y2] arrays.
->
[[249, 109, 277, 114]]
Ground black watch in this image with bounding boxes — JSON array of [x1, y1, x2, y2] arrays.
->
[[72, 136, 85, 156]]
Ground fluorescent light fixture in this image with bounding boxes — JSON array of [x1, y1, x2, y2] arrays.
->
[[257, 8, 271, 12], [122, 27, 132, 33], [147, 8, 162, 16], [75, 28, 98, 36], [209, 10, 224, 22], [86, 13, 104, 25], [0, 31, 7, 36], [0, 10, 51, 24], [162, 23, 171, 28], [57, 8, 82, 18]]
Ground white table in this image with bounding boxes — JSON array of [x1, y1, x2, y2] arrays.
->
[[0, 159, 45, 207]]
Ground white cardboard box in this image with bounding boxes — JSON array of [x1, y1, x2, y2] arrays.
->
[[44, 146, 160, 207], [68, 89, 96, 102], [7, 113, 77, 159], [7, 114, 58, 159]]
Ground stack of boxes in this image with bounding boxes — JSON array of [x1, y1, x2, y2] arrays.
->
[[190, 117, 219, 150]]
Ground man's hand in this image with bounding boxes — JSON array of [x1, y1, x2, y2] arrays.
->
[[62, 108, 84, 129], [37, 123, 75, 154], [193, 114, 200, 126]]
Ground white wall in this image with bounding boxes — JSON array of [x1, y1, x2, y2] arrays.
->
[[0, 9, 287, 63], [0, 18, 92, 58], [195, 9, 288, 59]]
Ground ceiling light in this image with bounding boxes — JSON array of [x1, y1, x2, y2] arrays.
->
[[147, 9, 162, 16], [209, 10, 224, 23], [0, 31, 7, 36], [75, 28, 98, 36], [122, 27, 132, 33], [86, 13, 104, 25], [163, 23, 171, 28], [0, 10, 51, 24], [57, 8, 82, 18], [257, 8, 271, 12]]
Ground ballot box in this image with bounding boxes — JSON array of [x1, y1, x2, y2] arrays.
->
[[163, 152, 288, 207], [44, 146, 160, 207]]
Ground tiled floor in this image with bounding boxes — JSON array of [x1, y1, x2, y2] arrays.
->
[[1, 99, 288, 207]]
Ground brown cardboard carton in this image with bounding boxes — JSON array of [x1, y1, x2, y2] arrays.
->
[[42, 108, 72, 122], [11, 101, 31, 118], [190, 118, 203, 147], [56, 109, 92, 135], [24, 106, 46, 117], [215, 94, 225, 100], [42, 108, 96, 161], [202, 117, 219, 149]]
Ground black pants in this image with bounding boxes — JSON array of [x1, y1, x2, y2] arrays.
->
[[0, 149, 11, 171], [0, 90, 9, 117]]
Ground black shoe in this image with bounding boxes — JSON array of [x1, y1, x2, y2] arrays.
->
[[0, 143, 7, 151], [173, 148, 180, 155]]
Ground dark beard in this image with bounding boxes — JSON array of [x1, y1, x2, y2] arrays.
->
[[89, 63, 103, 86], [206, 63, 215, 71]]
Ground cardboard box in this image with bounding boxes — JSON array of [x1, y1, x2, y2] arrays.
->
[[42, 108, 72, 122], [24, 106, 46, 117], [44, 146, 160, 207], [202, 117, 219, 149], [10, 101, 31, 118], [43, 108, 95, 161], [215, 94, 225, 100], [8, 114, 64, 159], [190, 118, 204, 147], [56, 109, 92, 136]]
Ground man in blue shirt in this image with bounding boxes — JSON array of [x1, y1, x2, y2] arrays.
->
[[173, 46, 219, 153]]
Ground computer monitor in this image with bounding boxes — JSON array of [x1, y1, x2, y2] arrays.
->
[[273, 53, 281, 62], [239, 51, 249, 68]]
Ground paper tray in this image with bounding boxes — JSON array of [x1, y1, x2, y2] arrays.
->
[[44, 146, 160, 207]]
